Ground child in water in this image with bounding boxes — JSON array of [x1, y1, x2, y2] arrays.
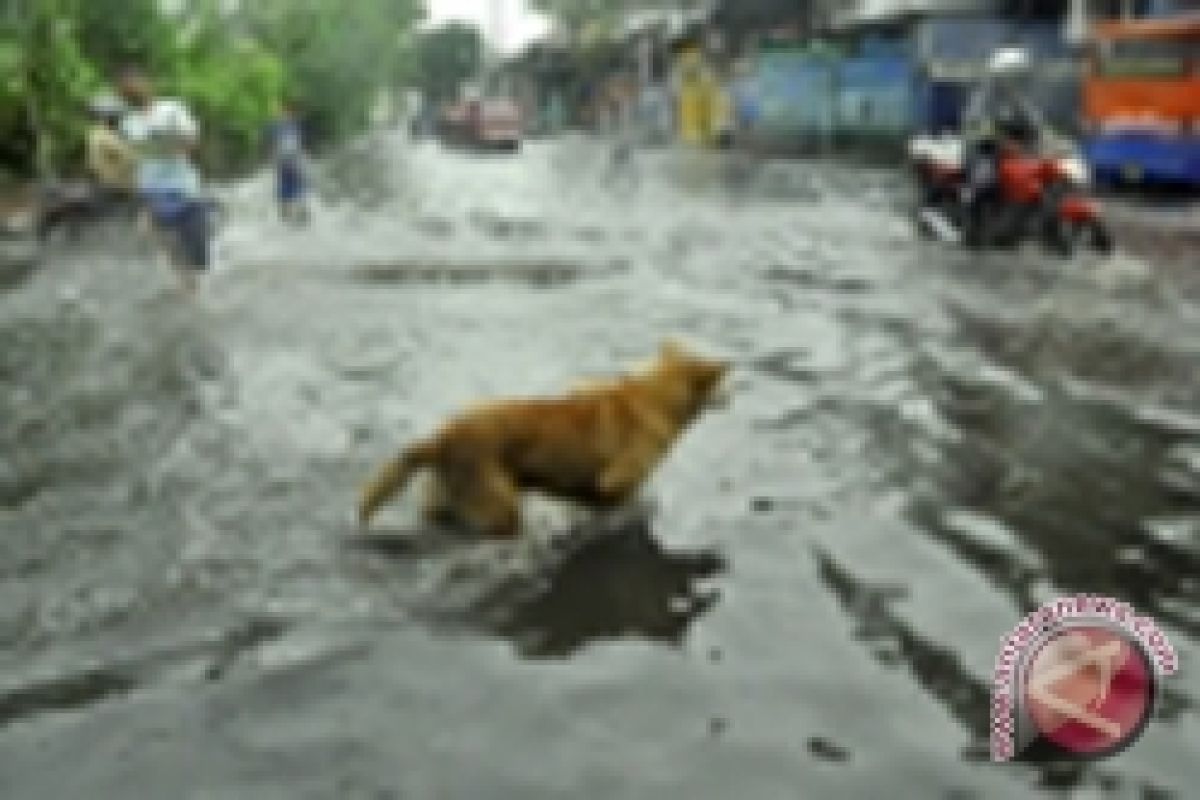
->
[[117, 65, 211, 293], [269, 101, 309, 225]]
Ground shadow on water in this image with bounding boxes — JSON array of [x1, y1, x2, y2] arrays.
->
[[813, 547, 989, 751], [0, 615, 290, 728], [351, 258, 604, 288], [344, 525, 477, 561], [0, 667, 138, 727], [348, 511, 725, 660], [489, 521, 725, 659], [468, 209, 548, 241]]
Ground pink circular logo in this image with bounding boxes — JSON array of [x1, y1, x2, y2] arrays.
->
[[1023, 624, 1155, 757]]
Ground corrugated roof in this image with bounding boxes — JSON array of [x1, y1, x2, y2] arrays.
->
[[829, 0, 997, 28]]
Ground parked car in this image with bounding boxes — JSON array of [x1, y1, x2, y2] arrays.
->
[[438, 97, 522, 152]]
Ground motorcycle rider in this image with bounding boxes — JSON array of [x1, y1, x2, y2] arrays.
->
[[960, 46, 1047, 246]]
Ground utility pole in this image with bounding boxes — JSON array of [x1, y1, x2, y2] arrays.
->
[[489, 0, 505, 94]]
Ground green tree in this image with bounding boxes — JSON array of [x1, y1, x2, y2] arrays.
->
[[1, 0, 100, 178], [73, 0, 174, 73], [246, 0, 423, 146], [0, 0, 423, 179], [532, 0, 620, 40], [414, 22, 484, 104]]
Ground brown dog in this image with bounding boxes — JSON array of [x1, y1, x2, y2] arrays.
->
[[357, 342, 729, 537]]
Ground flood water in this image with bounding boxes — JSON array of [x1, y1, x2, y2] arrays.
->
[[1, 133, 1198, 798]]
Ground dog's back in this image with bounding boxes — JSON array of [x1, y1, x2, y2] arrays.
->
[[358, 343, 728, 536]]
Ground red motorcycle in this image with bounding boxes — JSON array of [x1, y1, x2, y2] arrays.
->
[[910, 133, 1114, 256]]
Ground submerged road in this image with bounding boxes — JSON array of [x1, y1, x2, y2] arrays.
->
[[1, 133, 1198, 798]]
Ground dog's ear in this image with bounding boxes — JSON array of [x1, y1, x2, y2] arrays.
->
[[660, 340, 686, 361]]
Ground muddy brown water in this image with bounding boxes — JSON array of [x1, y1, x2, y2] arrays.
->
[[1, 134, 1197, 798]]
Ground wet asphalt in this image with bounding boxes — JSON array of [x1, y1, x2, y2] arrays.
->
[[0, 132, 1198, 798]]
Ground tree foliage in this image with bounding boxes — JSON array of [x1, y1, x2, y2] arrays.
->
[[531, 0, 624, 40], [245, 0, 423, 146], [413, 22, 484, 103], [0, 0, 424, 180], [1, 0, 100, 177]]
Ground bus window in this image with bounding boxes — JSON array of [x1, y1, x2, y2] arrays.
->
[[1095, 37, 1193, 79]]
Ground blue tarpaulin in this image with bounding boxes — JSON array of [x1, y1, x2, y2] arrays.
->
[[836, 55, 917, 137], [752, 48, 916, 144], [745, 17, 1082, 148], [755, 50, 836, 138]]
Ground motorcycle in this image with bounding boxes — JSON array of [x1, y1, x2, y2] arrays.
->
[[909, 132, 1114, 256]]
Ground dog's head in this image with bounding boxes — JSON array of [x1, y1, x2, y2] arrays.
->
[[655, 341, 731, 420]]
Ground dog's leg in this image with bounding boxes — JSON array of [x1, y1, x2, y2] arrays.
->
[[596, 442, 663, 504], [421, 476, 457, 528], [432, 460, 521, 538], [467, 463, 521, 538]]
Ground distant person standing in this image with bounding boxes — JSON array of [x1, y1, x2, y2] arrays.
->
[[711, 73, 735, 150], [607, 73, 638, 185], [546, 90, 566, 134], [117, 64, 211, 292], [730, 59, 761, 139], [268, 100, 309, 225]]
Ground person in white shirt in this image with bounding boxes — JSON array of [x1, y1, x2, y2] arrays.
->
[[117, 65, 211, 290]]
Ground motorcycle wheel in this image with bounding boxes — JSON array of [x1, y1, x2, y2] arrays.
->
[[1048, 218, 1114, 258], [914, 206, 937, 240], [1047, 219, 1082, 257], [1090, 220, 1115, 255], [964, 203, 1002, 250]]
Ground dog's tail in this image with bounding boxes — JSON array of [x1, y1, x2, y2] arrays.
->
[[358, 439, 438, 526]]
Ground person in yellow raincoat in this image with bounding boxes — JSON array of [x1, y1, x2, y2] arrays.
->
[[676, 48, 710, 146]]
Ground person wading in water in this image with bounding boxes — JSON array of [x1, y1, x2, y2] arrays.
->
[[117, 64, 212, 293]]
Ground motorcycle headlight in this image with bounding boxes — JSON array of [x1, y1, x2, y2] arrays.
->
[[1058, 156, 1091, 186]]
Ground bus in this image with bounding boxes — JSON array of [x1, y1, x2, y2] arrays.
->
[[1083, 16, 1200, 187]]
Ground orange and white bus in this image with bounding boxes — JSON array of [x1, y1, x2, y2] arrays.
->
[[1083, 15, 1200, 186]]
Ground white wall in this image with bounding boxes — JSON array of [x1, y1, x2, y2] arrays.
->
[[830, 0, 997, 27]]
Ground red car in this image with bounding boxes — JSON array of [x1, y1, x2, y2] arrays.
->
[[438, 97, 522, 152]]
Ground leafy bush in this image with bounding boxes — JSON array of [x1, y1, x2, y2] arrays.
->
[[1, 5, 101, 178], [171, 40, 285, 175], [247, 0, 422, 148], [0, 0, 420, 179]]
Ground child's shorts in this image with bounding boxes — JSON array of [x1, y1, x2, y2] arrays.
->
[[277, 161, 306, 204], [143, 191, 212, 271]]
